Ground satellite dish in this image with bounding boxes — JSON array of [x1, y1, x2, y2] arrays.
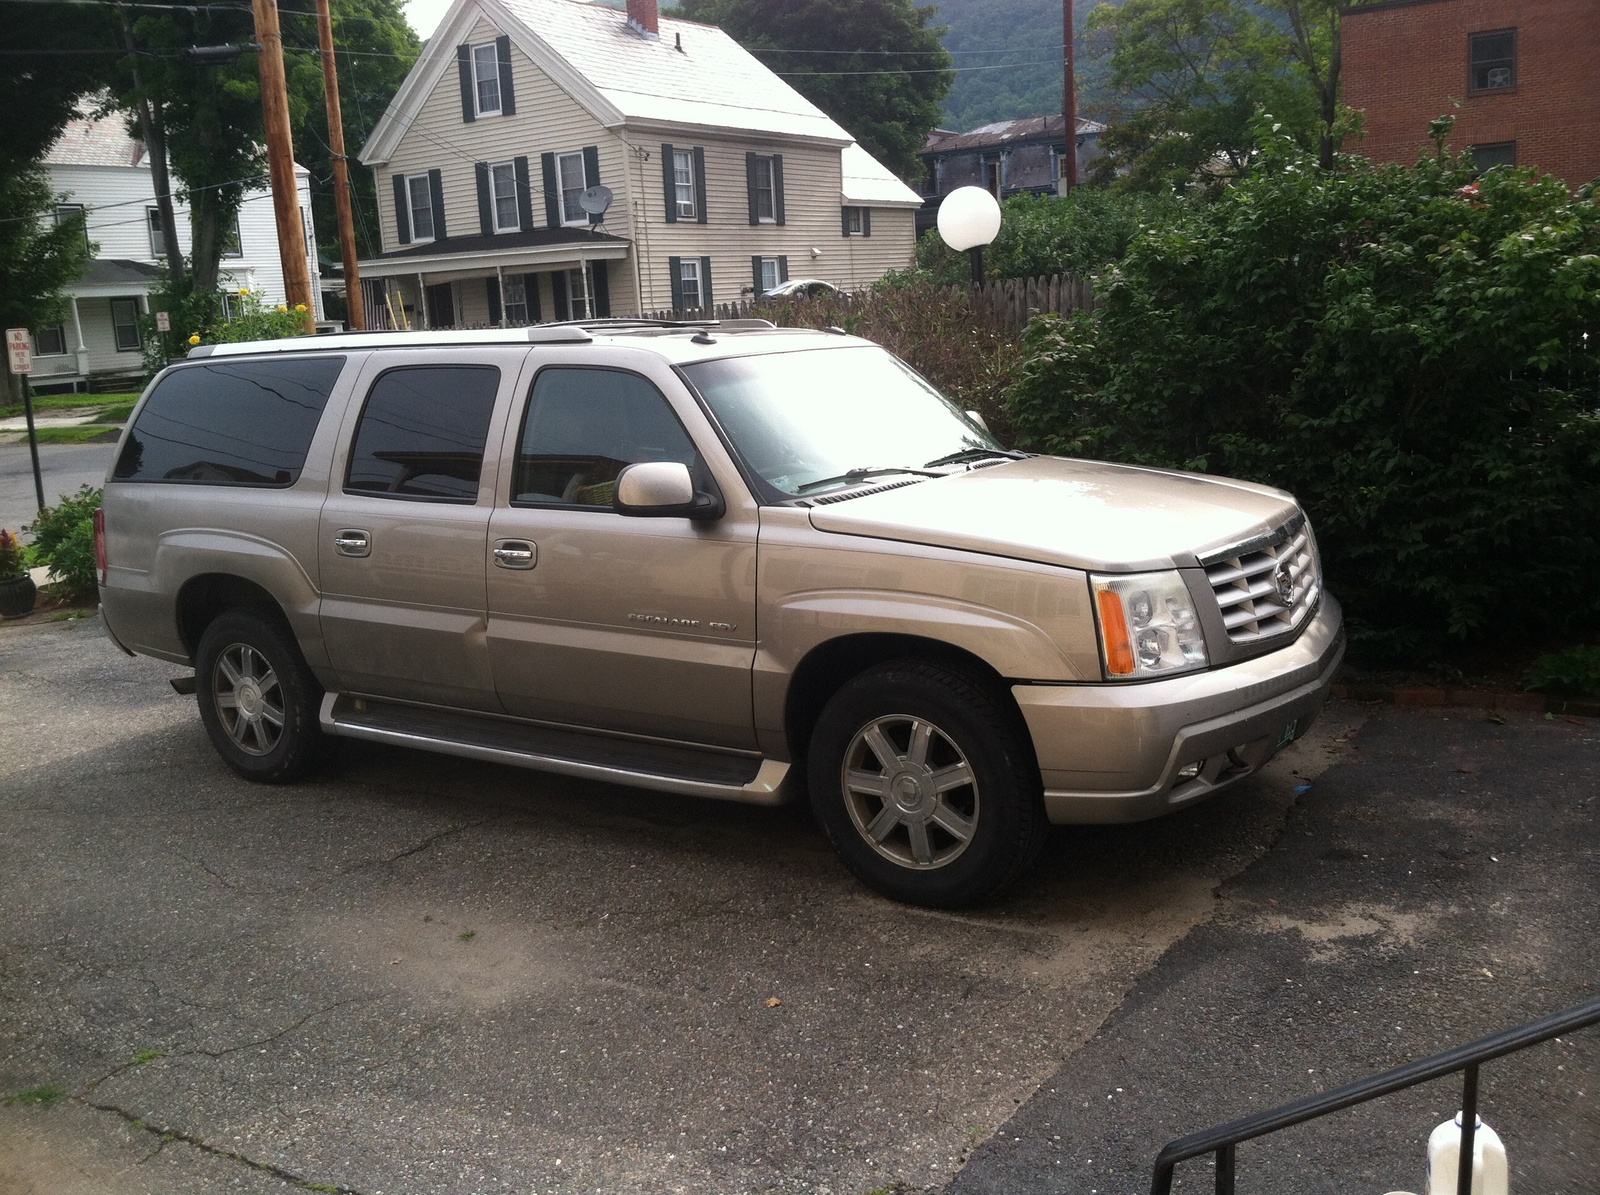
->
[[578, 185, 614, 217]]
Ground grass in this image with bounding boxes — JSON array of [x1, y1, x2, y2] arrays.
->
[[130, 1049, 165, 1065], [457, 929, 476, 942], [4, 1083, 65, 1107], [0, 391, 138, 419], [30, 426, 124, 445]]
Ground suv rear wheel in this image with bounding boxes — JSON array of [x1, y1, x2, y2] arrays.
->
[[808, 659, 1047, 907], [195, 609, 324, 783]]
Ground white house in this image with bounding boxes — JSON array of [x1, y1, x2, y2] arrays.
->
[[355, 0, 924, 326], [31, 106, 322, 392]]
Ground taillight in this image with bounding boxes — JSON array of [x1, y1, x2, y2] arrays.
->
[[93, 507, 108, 587]]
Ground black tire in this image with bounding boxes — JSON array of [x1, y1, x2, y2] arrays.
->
[[807, 658, 1047, 908], [195, 607, 325, 784]]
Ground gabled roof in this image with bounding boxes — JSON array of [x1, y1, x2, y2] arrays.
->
[[44, 106, 146, 169], [921, 115, 1108, 156], [361, 0, 853, 165], [841, 143, 922, 208]]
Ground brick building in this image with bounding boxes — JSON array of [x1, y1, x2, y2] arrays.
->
[[1341, 0, 1600, 186]]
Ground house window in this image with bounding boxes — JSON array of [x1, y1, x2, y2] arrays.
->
[[843, 207, 864, 235], [1469, 29, 1516, 91], [673, 149, 696, 219], [220, 212, 243, 259], [759, 258, 780, 293], [1471, 141, 1517, 170], [503, 275, 529, 325], [110, 299, 141, 352], [752, 157, 776, 223], [34, 325, 67, 356], [54, 204, 89, 253], [984, 160, 1002, 198], [220, 292, 240, 321], [406, 174, 435, 242], [147, 207, 167, 257], [472, 43, 501, 115], [678, 258, 701, 309], [489, 161, 519, 233], [567, 264, 593, 319], [557, 152, 588, 226]]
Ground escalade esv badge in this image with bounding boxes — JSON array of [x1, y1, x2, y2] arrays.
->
[[1274, 560, 1295, 605]]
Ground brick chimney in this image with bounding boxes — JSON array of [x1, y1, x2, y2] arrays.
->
[[626, 0, 659, 40]]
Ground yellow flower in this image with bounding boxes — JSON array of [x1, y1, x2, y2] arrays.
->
[[187, 333, 201, 346], [277, 304, 287, 312], [294, 303, 307, 313], [238, 287, 251, 295]]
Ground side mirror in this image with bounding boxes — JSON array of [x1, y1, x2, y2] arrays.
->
[[614, 461, 724, 521], [965, 410, 990, 433]]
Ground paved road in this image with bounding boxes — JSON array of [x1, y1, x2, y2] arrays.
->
[[0, 443, 115, 534], [0, 617, 1593, 1195]]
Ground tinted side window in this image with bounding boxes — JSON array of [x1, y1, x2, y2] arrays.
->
[[345, 365, 500, 501], [515, 368, 697, 506], [114, 356, 346, 485]]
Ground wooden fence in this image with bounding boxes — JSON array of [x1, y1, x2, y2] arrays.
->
[[647, 274, 1094, 336]]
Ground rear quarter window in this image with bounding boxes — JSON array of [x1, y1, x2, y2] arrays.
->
[[113, 356, 347, 486]]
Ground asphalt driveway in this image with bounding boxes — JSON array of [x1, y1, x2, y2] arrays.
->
[[1, 616, 1594, 1195]]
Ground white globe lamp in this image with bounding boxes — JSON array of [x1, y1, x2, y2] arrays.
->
[[937, 186, 1003, 283]]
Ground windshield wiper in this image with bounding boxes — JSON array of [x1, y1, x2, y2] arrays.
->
[[922, 447, 1029, 469], [794, 466, 944, 495]]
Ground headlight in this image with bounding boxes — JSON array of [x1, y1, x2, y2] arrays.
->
[[1090, 570, 1209, 680]]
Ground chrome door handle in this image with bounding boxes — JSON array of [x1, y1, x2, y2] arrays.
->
[[333, 529, 370, 558], [492, 540, 537, 570]]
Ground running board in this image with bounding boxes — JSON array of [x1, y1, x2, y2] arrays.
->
[[319, 694, 790, 805]]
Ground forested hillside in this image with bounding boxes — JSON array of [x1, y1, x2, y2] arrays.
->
[[937, 0, 1111, 132]]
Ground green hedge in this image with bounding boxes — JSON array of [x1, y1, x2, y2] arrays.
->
[[1006, 131, 1600, 654]]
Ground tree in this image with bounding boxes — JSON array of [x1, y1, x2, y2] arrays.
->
[[676, 0, 953, 184], [1085, 0, 1342, 190], [0, 2, 118, 174], [0, 167, 94, 406]]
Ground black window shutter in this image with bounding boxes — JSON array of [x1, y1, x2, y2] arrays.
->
[[427, 169, 447, 240], [841, 206, 851, 237], [527, 273, 542, 322], [486, 277, 501, 325], [700, 256, 713, 310], [745, 152, 759, 225], [863, 208, 871, 237], [551, 269, 570, 320], [457, 45, 475, 123], [778, 255, 789, 282], [772, 155, 785, 225], [661, 143, 677, 223], [591, 260, 610, 317], [496, 35, 515, 115], [668, 256, 683, 311], [514, 156, 533, 230], [693, 147, 708, 224], [582, 146, 601, 224], [541, 153, 560, 227], [751, 255, 763, 295], [392, 173, 411, 244], [474, 162, 493, 235]]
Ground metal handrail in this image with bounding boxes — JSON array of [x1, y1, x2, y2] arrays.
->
[[1150, 993, 1600, 1195]]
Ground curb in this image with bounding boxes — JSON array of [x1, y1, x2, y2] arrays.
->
[[1332, 681, 1599, 719]]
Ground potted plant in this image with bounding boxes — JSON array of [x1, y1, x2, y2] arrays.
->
[[0, 529, 37, 618]]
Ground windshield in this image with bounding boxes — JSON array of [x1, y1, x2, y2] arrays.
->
[[681, 346, 1000, 498]]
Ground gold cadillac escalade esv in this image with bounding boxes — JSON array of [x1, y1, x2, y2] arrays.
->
[[97, 320, 1343, 907]]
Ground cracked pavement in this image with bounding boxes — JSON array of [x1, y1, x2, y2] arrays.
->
[[1, 616, 1595, 1194]]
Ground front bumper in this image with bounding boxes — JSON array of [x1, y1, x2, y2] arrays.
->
[[1014, 596, 1344, 824]]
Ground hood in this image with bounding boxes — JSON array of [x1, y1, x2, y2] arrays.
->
[[806, 456, 1299, 573]]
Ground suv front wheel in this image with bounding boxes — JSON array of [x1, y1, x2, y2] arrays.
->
[[195, 609, 325, 783], [808, 659, 1047, 907]]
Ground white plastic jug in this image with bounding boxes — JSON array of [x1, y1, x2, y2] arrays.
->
[[1425, 1112, 1508, 1195]]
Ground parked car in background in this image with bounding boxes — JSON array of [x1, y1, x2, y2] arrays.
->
[[96, 319, 1343, 907], [761, 278, 839, 299]]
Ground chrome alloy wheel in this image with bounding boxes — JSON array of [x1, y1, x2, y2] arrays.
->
[[841, 714, 979, 870], [210, 643, 285, 756]]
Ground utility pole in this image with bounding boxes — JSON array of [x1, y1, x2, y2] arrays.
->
[[1062, 0, 1079, 192], [252, 0, 316, 332], [314, 0, 364, 330]]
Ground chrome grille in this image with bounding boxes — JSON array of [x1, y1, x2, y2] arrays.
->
[[1203, 519, 1320, 645]]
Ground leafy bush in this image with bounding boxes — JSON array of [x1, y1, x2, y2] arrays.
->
[[1006, 129, 1600, 655], [24, 485, 101, 601], [912, 188, 1183, 282], [1525, 646, 1600, 698], [139, 280, 308, 375]]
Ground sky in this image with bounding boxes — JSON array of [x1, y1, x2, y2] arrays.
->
[[405, 0, 453, 39]]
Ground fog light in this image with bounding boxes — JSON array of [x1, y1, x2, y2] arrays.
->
[[1176, 761, 1203, 781]]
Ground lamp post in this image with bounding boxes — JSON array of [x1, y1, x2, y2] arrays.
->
[[937, 186, 1003, 286]]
